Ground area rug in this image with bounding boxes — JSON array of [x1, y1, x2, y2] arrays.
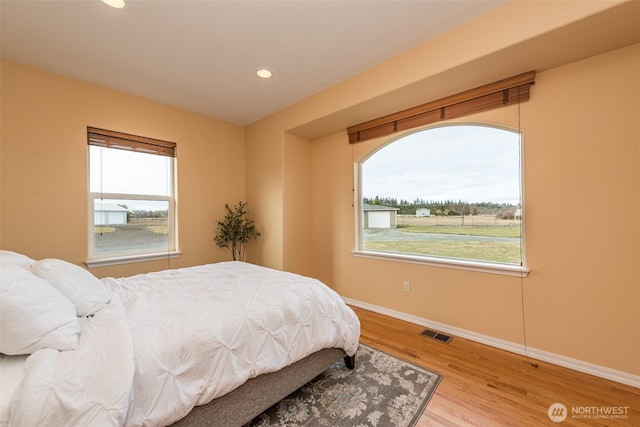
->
[[245, 343, 442, 427]]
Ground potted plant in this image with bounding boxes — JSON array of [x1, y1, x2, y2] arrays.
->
[[214, 201, 260, 261]]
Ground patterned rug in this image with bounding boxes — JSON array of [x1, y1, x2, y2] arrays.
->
[[245, 343, 442, 427]]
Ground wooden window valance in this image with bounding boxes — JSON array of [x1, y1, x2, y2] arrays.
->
[[347, 71, 536, 144], [87, 127, 177, 157]]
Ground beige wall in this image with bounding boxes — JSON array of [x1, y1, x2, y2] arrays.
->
[[245, 0, 639, 378], [0, 60, 246, 277], [522, 46, 639, 372], [244, 123, 284, 268], [283, 132, 313, 276]]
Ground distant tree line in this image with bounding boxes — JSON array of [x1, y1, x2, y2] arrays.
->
[[131, 210, 168, 218], [363, 196, 519, 219]]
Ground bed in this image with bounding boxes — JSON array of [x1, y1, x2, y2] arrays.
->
[[0, 250, 360, 426]]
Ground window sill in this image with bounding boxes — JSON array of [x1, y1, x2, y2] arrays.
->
[[352, 250, 529, 277], [86, 251, 181, 268]]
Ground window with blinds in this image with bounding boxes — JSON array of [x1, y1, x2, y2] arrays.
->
[[87, 127, 178, 266], [351, 72, 534, 276]]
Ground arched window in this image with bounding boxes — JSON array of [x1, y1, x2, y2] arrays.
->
[[357, 124, 525, 274]]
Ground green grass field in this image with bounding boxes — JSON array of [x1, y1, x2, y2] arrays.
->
[[399, 224, 520, 238], [364, 238, 522, 264], [364, 217, 522, 264]]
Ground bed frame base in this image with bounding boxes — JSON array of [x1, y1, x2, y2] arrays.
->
[[344, 354, 356, 369], [171, 347, 352, 427]]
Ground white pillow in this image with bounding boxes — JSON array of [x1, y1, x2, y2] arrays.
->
[[32, 259, 111, 317], [0, 263, 80, 355], [0, 251, 35, 268]]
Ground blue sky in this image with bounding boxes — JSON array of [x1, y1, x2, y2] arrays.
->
[[361, 125, 521, 205], [89, 146, 173, 211]]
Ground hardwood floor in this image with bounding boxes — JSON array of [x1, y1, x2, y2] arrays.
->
[[353, 306, 639, 426]]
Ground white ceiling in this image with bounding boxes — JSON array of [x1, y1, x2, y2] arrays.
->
[[0, 0, 505, 126]]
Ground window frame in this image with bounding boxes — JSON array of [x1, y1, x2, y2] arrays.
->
[[353, 123, 529, 277], [86, 128, 180, 267]]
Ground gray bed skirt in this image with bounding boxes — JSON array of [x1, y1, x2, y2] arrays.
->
[[171, 347, 347, 427]]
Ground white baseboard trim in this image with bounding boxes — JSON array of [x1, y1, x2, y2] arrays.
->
[[344, 297, 640, 389]]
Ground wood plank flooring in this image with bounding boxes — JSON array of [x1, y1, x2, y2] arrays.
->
[[353, 306, 639, 426]]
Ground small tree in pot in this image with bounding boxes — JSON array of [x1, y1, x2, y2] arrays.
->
[[214, 201, 260, 261]]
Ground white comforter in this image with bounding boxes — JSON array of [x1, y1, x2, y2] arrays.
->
[[8, 262, 360, 427]]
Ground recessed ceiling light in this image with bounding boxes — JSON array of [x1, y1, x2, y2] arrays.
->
[[102, 0, 126, 9], [256, 69, 273, 79]]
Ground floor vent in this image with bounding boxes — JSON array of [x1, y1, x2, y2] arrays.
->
[[421, 328, 452, 344]]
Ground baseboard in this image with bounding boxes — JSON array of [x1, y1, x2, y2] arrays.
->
[[344, 297, 640, 389]]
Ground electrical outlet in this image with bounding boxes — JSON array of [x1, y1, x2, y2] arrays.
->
[[403, 281, 411, 292]]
